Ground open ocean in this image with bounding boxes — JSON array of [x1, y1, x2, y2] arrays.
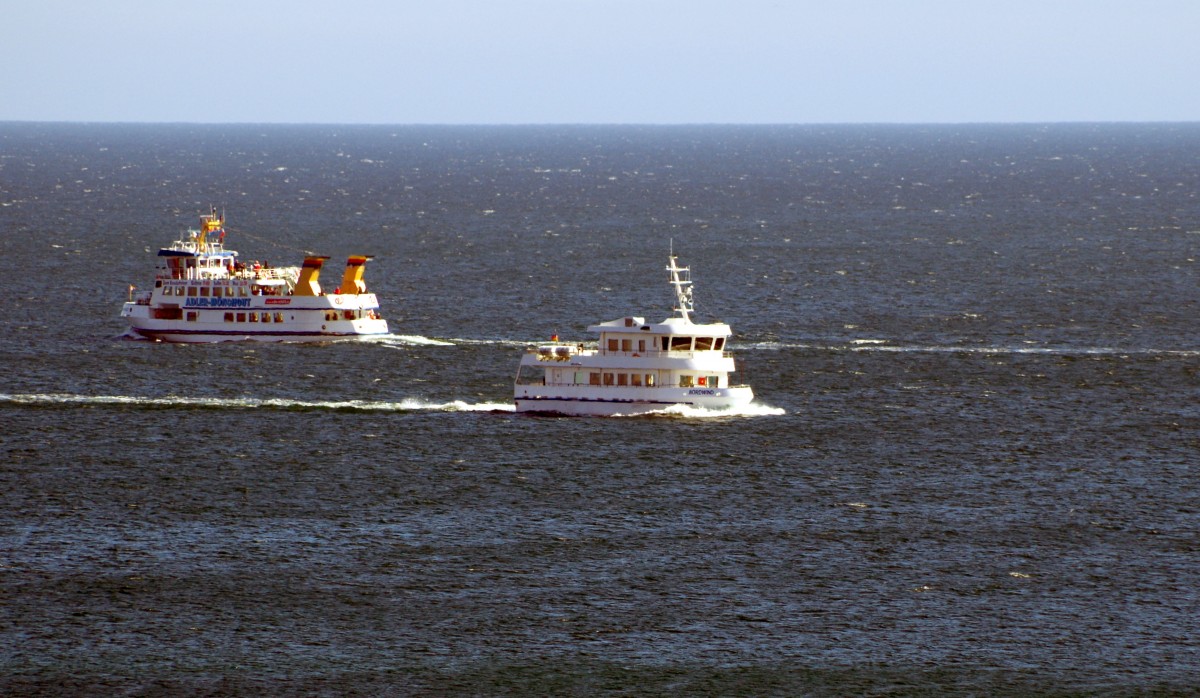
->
[[1, 122, 1198, 695]]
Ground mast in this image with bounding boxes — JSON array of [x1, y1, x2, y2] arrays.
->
[[667, 254, 694, 322], [196, 205, 224, 251]]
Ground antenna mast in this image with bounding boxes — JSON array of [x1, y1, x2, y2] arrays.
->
[[666, 254, 694, 322]]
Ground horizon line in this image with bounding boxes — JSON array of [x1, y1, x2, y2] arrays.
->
[[3, 118, 1200, 128]]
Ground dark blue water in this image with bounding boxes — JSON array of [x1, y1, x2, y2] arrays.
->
[[1, 123, 1198, 694]]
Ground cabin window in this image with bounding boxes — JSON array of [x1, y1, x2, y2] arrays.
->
[[239, 285, 249, 297], [200, 286, 210, 297], [187, 286, 198, 297], [603, 373, 614, 386], [617, 374, 628, 386], [574, 372, 589, 385], [589, 373, 601, 386], [236, 313, 246, 322], [679, 375, 694, 388], [638, 339, 646, 352], [621, 339, 631, 352], [249, 313, 258, 323], [661, 337, 670, 351], [224, 312, 234, 322], [714, 337, 726, 351], [224, 285, 235, 297], [695, 337, 713, 351], [607, 338, 619, 352], [186, 311, 198, 322], [274, 313, 284, 323], [262, 313, 272, 323], [670, 337, 692, 351], [631, 373, 642, 386], [646, 374, 656, 387]]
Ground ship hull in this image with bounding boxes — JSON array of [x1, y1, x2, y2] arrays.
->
[[121, 299, 388, 343], [514, 385, 754, 416], [127, 324, 389, 343], [123, 306, 388, 343]]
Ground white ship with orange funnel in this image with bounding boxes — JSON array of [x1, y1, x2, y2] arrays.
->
[[120, 207, 388, 342]]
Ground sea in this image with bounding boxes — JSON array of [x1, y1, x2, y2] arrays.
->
[[1, 122, 1198, 695]]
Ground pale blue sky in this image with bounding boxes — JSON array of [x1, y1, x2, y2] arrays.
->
[[4, 0, 1198, 124]]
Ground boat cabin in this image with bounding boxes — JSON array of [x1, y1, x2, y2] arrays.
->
[[588, 316, 731, 356]]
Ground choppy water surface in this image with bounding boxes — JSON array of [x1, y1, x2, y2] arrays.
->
[[1, 123, 1198, 694]]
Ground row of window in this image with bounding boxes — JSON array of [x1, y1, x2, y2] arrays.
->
[[178, 310, 372, 322], [580, 372, 721, 388], [161, 284, 251, 298], [223, 312, 285, 323], [182, 311, 288, 323], [603, 335, 726, 353], [165, 257, 229, 270]]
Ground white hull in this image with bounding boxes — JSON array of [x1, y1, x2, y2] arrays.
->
[[122, 300, 388, 343], [515, 385, 754, 416], [125, 320, 389, 343]]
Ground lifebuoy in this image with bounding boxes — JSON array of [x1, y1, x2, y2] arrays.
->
[[334, 297, 343, 305]]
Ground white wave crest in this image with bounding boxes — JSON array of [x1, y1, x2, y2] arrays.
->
[[625, 402, 786, 419], [742, 341, 1200, 357], [373, 334, 456, 346], [0, 392, 512, 413]]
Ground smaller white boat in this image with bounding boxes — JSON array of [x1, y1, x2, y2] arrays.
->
[[514, 254, 755, 416], [120, 207, 389, 342]]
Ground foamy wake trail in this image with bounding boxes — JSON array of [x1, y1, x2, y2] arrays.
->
[[446, 337, 541, 348], [622, 402, 786, 419], [373, 334, 456, 347], [743, 341, 1200, 356], [375, 335, 534, 348], [0, 393, 513, 413]]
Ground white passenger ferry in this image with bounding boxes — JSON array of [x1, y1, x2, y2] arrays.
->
[[514, 255, 755, 416], [120, 207, 388, 342]]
